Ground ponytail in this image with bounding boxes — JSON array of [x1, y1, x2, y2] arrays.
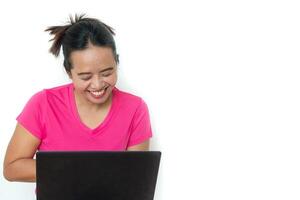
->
[[45, 25, 70, 57]]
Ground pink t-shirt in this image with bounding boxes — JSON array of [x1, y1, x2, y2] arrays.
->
[[17, 83, 152, 151]]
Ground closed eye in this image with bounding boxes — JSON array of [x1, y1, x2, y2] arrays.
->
[[102, 72, 112, 77], [80, 75, 92, 80]]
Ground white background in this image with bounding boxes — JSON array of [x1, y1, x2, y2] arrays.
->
[[0, 0, 300, 199]]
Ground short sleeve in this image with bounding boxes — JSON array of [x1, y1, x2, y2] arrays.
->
[[127, 99, 153, 147], [16, 91, 46, 140]]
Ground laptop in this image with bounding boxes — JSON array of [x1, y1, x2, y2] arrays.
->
[[36, 151, 161, 200]]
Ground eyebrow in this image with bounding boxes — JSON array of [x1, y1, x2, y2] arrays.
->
[[77, 67, 114, 76]]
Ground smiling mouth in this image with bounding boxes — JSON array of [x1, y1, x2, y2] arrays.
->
[[88, 87, 108, 98]]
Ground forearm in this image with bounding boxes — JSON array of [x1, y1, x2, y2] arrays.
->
[[3, 158, 36, 182], [127, 140, 150, 151]]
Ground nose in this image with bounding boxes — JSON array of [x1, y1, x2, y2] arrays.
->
[[90, 75, 104, 90]]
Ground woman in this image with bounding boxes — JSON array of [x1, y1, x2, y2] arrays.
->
[[3, 14, 152, 182]]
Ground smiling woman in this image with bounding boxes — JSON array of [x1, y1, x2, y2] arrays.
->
[[3, 14, 152, 182]]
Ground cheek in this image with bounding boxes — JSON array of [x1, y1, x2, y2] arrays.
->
[[105, 74, 117, 85], [73, 79, 90, 91]]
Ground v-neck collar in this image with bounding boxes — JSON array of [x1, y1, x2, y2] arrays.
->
[[68, 83, 118, 135]]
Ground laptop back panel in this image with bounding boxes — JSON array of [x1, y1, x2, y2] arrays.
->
[[36, 151, 161, 200]]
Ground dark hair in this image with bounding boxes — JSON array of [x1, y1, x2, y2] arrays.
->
[[45, 14, 119, 73]]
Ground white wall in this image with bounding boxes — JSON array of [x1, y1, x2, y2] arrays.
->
[[1, 0, 300, 199]]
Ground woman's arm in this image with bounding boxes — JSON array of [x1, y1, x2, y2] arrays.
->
[[127, 140, 150, 151], [3, 123, 40, 182]]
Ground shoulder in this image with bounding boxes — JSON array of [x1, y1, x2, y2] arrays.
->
[[43, 83, 72, 101], [25, 83, 71, 106], [25, 89, 46, 106], [44, 83, 72, 95], [114, 87, 144, 107], [114, 87, 141, 100], [113, 87, 149, 114]]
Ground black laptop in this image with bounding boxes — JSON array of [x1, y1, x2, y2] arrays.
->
[[36, 151, 161, 200]]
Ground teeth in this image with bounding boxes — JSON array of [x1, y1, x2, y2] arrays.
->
[[90, 89, 105, 96]]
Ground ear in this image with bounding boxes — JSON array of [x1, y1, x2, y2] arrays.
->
[[67, 71, 72, 79], [115, 54, 119, 64]]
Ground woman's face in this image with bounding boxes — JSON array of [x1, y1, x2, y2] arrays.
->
[[69, 45, 118, 106]]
